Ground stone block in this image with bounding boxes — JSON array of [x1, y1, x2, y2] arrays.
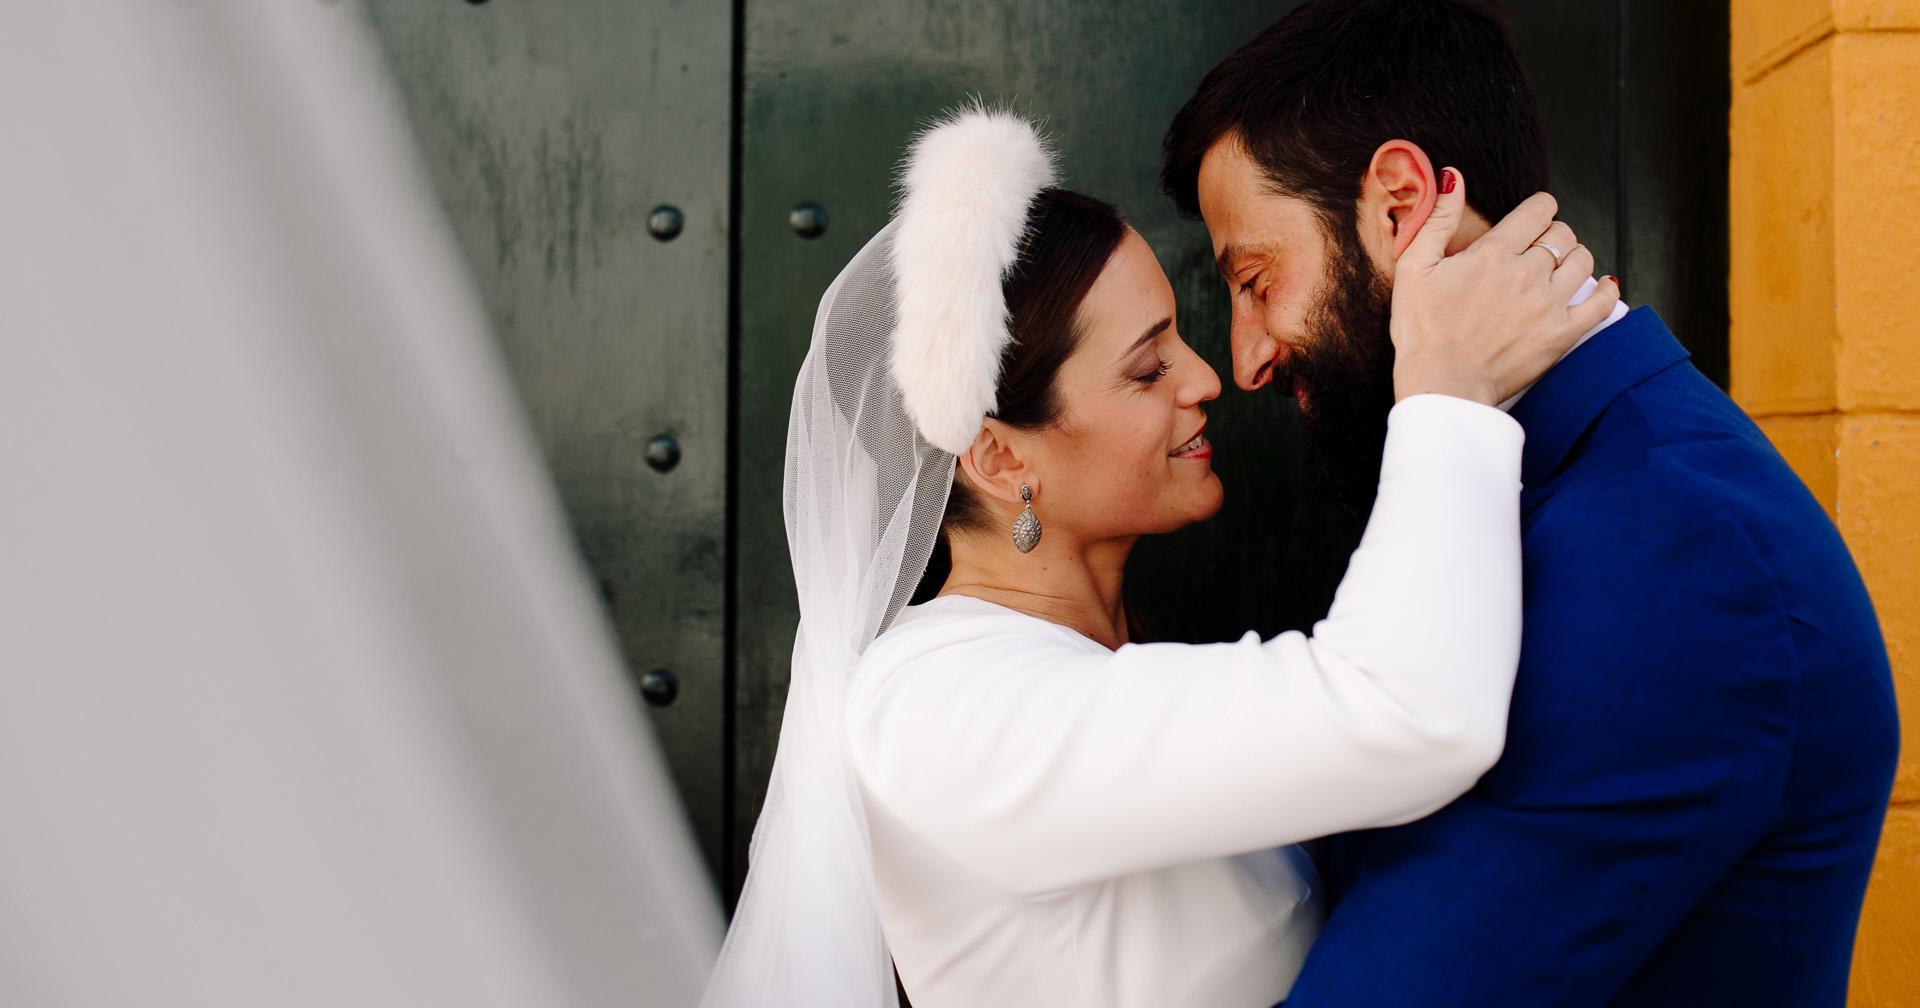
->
[[1836, 415, 1920, 801], [1736, 0, 1920, 83], [1834, 33, 1920, 412], [1838, 0, 1920, 31], [1851, 805, 1920, 1007], [1759, 414, 1840, 518], [1731, 41, 1838, 415], [1735, 0, 1838, 83]]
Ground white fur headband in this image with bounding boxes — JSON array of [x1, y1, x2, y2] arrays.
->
[[891, 105, 1058, 456]]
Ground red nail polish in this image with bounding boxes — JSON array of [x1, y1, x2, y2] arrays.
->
[[1439, 169, 1457, 195]]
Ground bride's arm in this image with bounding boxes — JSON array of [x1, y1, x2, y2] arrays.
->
[[847, 392, 1521, 896]]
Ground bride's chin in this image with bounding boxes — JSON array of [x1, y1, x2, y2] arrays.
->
[[1194, 476, 1226, 521], [1165, 486, 1227, 531], [1112, 481, 1227, 538]]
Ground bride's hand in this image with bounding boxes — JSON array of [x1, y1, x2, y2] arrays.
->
[[1388, 170, 1620, 406]]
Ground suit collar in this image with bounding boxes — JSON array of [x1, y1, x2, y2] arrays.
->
[[1506, 306, 1690, 491]]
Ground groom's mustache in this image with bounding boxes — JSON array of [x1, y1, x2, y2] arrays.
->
[[1267, 342, 1333, 416], [1269, 359, 1307, 412]]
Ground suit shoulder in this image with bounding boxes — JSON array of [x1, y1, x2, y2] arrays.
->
[[1544, 372, 1825, 532]]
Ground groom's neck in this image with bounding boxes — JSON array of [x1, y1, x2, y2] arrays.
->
[[1443, 210, 1493, 256], [1373, 209, 1494, 282]]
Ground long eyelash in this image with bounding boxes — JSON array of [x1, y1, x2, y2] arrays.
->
[[1137, 359, 1174, 384]]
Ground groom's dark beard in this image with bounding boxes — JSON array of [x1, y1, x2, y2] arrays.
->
[[1286, 217, 1397, 517]]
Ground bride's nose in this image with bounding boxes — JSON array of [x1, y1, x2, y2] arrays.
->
[[1178, 346, 1222, 407]]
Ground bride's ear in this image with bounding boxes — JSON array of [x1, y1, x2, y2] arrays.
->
[[957, 418, 1035, 506], [1364, 139, 1439, 263]]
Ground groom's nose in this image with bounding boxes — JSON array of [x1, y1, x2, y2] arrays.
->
[[1230, 305, 1282, 392]]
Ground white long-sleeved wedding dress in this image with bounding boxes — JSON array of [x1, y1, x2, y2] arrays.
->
[[846, 393, 1525, 1008]]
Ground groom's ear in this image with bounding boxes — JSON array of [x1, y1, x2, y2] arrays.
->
[[1362, 140, 1439, 263]]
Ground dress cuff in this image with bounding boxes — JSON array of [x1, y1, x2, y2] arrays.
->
[[1383, 393, 1525, 486]]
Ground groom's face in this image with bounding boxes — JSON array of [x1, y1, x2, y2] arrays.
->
[[1195, 135, 1397, 514]]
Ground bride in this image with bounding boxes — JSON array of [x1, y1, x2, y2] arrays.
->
[[700, 107, 1615, 1008]]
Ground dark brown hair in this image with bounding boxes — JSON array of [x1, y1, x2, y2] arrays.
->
[[1161, 0, 1547, 230], [910, 188, 1128, 601]]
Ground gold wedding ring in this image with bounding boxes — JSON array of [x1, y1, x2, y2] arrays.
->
[[1529, 240, 1567, 269]]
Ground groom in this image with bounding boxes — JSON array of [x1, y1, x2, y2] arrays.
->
[[1163, 1, 1899, 1004]]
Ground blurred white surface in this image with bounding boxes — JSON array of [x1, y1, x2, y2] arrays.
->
[[0, 2, 721, 1005]]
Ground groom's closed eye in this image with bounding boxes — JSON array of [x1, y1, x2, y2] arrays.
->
[[1216, 249, 1271, 301], [1231, 266, 1273, 304]]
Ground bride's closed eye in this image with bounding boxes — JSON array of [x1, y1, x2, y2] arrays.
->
[[1133, 359, 1175, 385]]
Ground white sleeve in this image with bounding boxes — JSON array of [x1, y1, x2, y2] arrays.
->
[[846, 394, 1525, 896]]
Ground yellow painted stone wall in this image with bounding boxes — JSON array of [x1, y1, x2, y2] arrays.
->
[[1731, 1, 1920, 1003]]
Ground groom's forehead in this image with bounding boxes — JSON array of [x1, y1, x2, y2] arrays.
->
[[1210, 214, 1326, 277], [1199, 154, 1328, 251]]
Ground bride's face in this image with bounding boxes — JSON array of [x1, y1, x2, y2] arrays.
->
[[1025, 231, 1224, 541]]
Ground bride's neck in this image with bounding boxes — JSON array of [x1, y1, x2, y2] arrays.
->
[[940, 530, 1136, 650]]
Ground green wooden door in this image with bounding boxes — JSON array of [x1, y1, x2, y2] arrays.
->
[[363, 0, 735, 879], [731, 0, 1729, 901], [368, 0, 1727, 903]]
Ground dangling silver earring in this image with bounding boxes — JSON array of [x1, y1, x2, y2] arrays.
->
[[1011, 484, 1042, 553]]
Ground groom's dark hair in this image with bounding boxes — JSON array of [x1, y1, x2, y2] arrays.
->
[[1162, 0, 1547, 228]]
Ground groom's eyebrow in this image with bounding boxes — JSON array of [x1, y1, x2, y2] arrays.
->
[[1123, 318, 1173, 357], [1214, 245, 1246, 280]]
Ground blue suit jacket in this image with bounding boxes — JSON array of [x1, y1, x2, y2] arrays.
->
[[1283, 308, 1900, 1006]]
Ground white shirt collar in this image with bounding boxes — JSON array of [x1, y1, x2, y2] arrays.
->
[[1498, 275, 1630, 411]]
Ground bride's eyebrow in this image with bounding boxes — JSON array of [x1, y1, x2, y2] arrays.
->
[[1119, 318, 1173, 361]]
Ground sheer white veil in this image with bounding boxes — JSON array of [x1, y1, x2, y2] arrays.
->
[[699, 220, 948, 1008], [700, 107, 1054, 1008]]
